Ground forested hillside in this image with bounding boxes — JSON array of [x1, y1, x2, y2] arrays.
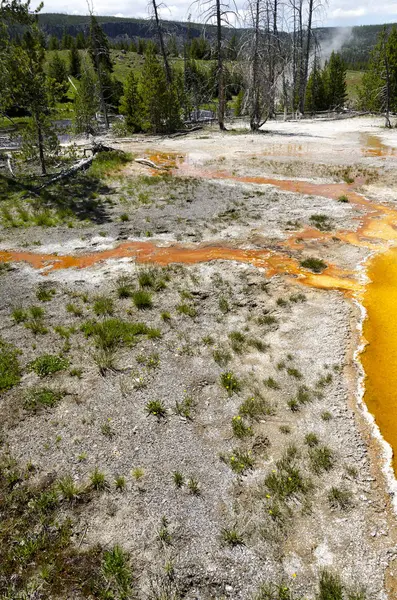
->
[[37, 14, 397, 69]]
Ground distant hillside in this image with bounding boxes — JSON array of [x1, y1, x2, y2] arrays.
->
[[38, 13, 397, 68], [37, 13, 220, 42]]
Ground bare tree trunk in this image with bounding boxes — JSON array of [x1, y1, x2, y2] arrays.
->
[[152, 0, 172, 84], [216, 0, 226, 130], [250, 0, 261, 130], [96, 59, 109, 130], [35, 113, 46, 175], [300, 0, 313, 113]]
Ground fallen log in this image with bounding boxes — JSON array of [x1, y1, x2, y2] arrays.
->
[[36, 156, 94, 191], [35, 142, 123, 191], [135, 157, 162, 169], [6, 153, 15, 178]]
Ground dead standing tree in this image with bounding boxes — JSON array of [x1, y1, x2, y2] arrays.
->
[[148, 0, 173, 84], [192, 0, 239, 130]]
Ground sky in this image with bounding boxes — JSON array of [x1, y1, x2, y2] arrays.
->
[[33, 0, 397, 28]]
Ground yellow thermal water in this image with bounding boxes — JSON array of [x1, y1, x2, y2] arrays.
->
[[362, 247, 397, 473]]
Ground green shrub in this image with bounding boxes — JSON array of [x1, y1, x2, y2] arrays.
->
[[300, 258, 327, 273], [28, 354, 68, 378], [0, 338, 21, 392]]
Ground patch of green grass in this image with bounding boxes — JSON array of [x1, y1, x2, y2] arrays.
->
[[213, 347, 231, 366], [239, 395, 273, 420], [220, 371, 241, 396], [338, 194, 349, 203], [138, 268, 166, 291], [24, 387, 64, 411], [264, 377, 280, 390], [90, 468, 108, 491], [101, 545, 133, 599], [0, 338, 21, 392], [81, 318, 151, 350], [290, 292, 306, 303], [317, 569, 343, 600], [219, 296, 229, 314], [11, 306, 28, 323], [145, 399, 166, 418], [28, 354, 68, 378], [93, 295, 114, 316], [257, 314, 277, 326], [101, 420, 115, 438], [89, 150, 131, 178], [161, 311, 171, 321], [300, 258, 327, 273], [228, 330, 246, 353], [175, 395, 194, 419], [231, 415, 252, 438], [310, 214, 332, 231], [328, 487, 352, 511], [224, 448, 254, 474], [305, 432, 319, 447], [173, 471, 184, 488], [115, 475, 126, 491], [36, 285, 56, 302], [93, 347, 116, 374], [187, 476, 200, 495], [116, 275, 134, 298], [321, 411, 333, 421], [287, 367, 302, 379], [222, 527, 244, 546], [265, 446, 312, 501], [176, 302, 196, 317], [66, 302, 83, 316], [309, 445, 335, 474], [58, 475, 81, 503], [0, 262, 12, 274], [132, 289, 153, 309]]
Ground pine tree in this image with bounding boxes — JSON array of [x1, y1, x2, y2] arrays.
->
[[120, 71, 142, 132], [358, 27, 397, 124], [140, 49, 182, 133], [69, 42, 81, 78], [48, 35, 59, 50], [47, 51, 69, 100], [73, 68, 98, 137], [76, 31, 86, 50], [324, 52, 347, 110], [11, 25, 59, 174], [305, 57, 326, 113], [88, 14, 113, 128]]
